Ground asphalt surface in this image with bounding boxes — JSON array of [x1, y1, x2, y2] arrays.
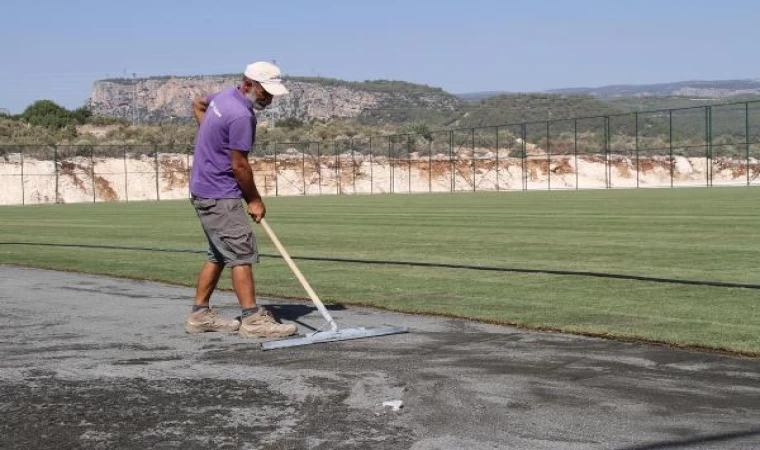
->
[[1, 265, 759, 450]]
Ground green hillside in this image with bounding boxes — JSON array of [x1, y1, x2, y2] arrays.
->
[[457, 94, 628, 127], [607, 94, 760, 112]]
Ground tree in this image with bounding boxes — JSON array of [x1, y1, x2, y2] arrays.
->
[[71, 106, 92, 124], [21, 100, 72, 129], [404, 122, 434, 142], [20, 100, 92, 129]]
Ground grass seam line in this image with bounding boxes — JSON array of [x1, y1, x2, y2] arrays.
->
[[2, 241, 759, 290]]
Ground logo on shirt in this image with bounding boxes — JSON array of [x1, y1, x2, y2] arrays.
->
[[210, 100, 222, 118]]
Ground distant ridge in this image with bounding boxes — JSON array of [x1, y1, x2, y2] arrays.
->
[[457, 79, 760, 102]]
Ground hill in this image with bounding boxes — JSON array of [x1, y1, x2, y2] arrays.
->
[[89, 74, 760, 128], [606, 93, 760, 112], [457, 79, 760, 104], [549, 79, 760, 99], [455, 94, 628, 128], [89, 76, 461, 126], [456, 91, 510, 102]]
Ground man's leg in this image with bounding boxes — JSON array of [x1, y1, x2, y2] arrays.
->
[[231, 264, 256, 310], [185, 197, 240, 333], [235, 264, 298, 338], [185, 261, 239, 334], [194, 261, 224, 307]]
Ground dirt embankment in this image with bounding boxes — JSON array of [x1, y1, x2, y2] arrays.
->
[[1, 152, 757, 204]]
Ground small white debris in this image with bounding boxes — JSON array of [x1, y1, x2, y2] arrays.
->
[[382, 400, 403, 411]]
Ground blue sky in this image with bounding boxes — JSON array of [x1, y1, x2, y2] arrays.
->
[[2, 0, 759, 113]]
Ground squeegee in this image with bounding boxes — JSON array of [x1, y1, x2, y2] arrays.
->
[[258, 218, 407, 351]]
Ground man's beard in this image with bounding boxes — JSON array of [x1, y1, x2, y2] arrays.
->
[[248, 92, 269, 110], [252, 99, 269, 111]]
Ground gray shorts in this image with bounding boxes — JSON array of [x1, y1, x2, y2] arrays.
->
[[191, 197, 259, 267]]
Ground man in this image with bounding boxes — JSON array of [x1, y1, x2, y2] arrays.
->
[[184, 61, 298, 339]]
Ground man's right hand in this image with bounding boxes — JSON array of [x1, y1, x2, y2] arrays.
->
[[192, 97, 209, 125], [247, 197, 266, 223]]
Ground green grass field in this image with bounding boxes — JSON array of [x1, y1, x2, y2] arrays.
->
[[1, 188, 759, 355]]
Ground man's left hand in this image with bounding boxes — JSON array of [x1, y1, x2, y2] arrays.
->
[[247, 198, 266, 223]]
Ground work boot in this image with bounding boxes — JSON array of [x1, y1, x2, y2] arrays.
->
[[184, 308, 241, 334], [239, 308, 298, 338]]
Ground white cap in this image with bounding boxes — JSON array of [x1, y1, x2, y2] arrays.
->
[[244, 61, 289, 96]]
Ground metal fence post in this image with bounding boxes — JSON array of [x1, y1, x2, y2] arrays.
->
[[335, 141, 340, 195], [495, 126, 500, 192], [20, 147, 25, 205], [471, 128, 476, 192], [708, 106, 713, 187], [704, 107, 709, 187], [547, 121, 551, 191], [369, 137, 373, 195], [746, 102, 751, 187], [124, 146, 129, 203], [428, 139, 433, 193], [91, 147, 96, 203], [669, 110, 674, 188], [54, 145, 59, 204], [274, 143, 279, 197], [449, 130, 454, 192], [635, 113, 640, 189], [154, 145, 160, 200], [407, 134, 412, 194], [609, 117, 614, 188], [521, 124, 527, 191], [604, 117, 610, 189], [351, 138, 356, 194], [388, 136, 393, 194], [574, 119, 579, 190], [317, 142, 322, 195], [303, 143, 306, 195]]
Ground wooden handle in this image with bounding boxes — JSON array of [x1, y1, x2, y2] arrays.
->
[[259, 218, 337, 331]]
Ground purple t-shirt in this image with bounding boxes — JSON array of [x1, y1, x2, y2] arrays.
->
[[190, 87, 256, 199]]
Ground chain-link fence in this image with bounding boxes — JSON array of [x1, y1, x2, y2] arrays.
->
[[2, 101, 759, 205]]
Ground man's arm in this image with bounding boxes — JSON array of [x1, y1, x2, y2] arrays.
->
[[192, 97, 209, 125], [230, 150, 266, 223]]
